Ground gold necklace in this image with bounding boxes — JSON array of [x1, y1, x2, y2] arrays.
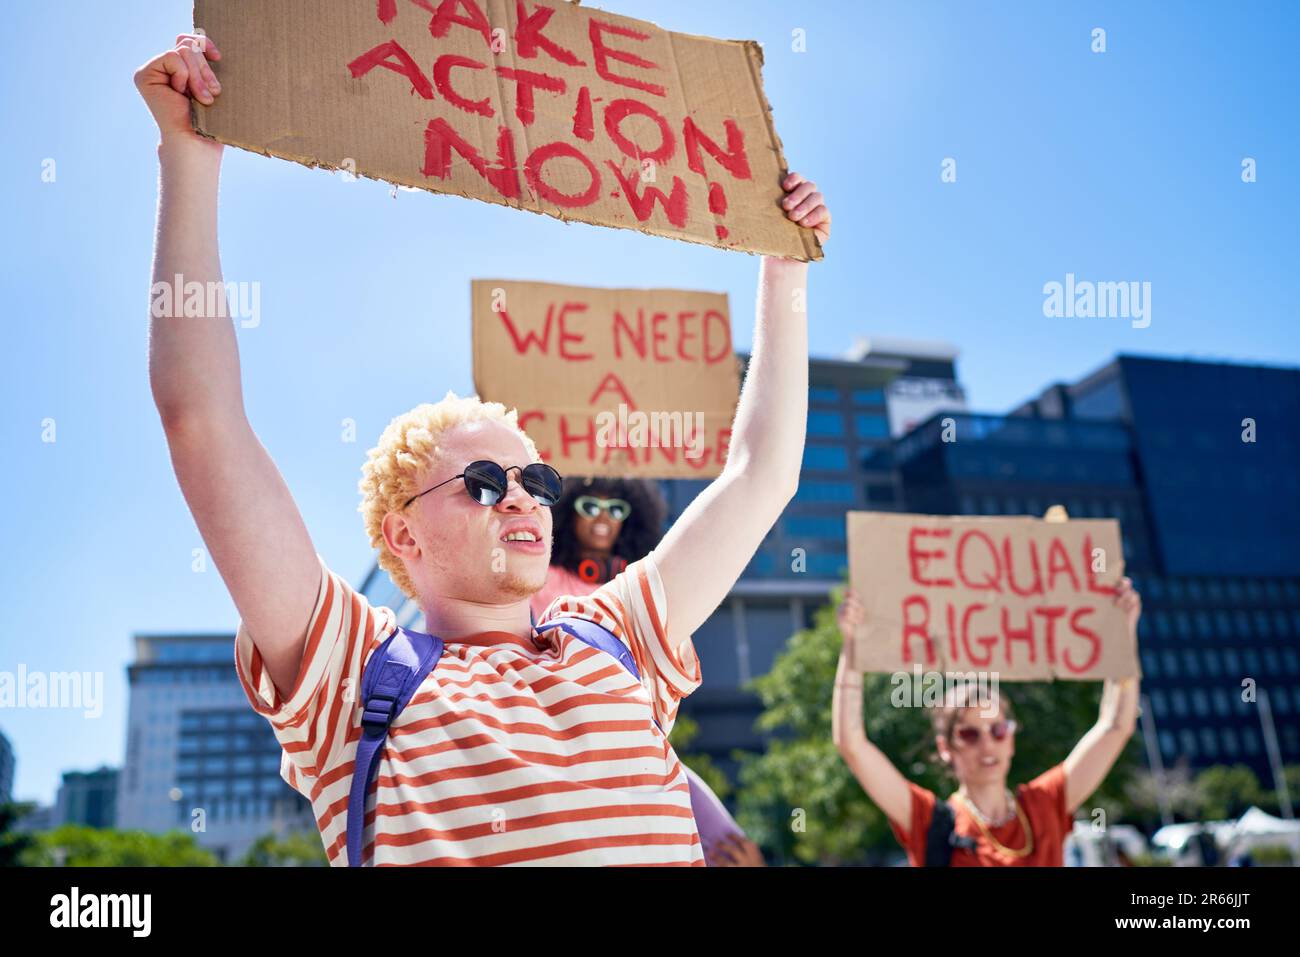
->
[[954, 791, 1035, 859]]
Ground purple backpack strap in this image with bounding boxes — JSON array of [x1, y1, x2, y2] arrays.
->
[[536, 616, 643, 685], [683, 765, 743, 856], [347, 626, 442, 867]]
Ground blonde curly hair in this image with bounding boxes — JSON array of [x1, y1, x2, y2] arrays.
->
[[358, 391, 539, 600]]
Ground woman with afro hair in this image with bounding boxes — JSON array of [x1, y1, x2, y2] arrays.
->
[[529, 475, 669, 619]]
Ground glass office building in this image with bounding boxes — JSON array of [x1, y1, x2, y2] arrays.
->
[[906, 355, 1300, 779], [116, 633, 314, 863], [359, 350, 1299, 788]]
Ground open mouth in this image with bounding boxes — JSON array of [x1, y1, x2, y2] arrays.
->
[[500, 525, 546, 552]]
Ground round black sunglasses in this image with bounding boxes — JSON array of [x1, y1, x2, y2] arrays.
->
[[402, 460, 563, 510]]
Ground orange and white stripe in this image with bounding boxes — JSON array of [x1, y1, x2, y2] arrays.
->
[[235, 554, 704, 866]]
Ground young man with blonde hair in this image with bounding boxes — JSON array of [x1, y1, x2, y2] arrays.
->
[[138, 33, 830, 865]]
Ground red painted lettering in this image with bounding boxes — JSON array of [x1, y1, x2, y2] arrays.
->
[[525, 141, 600, 207], [422, 119, 520, 198], [347, 40, 434, 99], [588, 19, 666, 97], [908, 527, 954, 587], [433, 54, 491, 116]]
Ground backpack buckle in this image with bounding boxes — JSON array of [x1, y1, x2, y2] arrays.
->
[[361, 692, 398, 730]]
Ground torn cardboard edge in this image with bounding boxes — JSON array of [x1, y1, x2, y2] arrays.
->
[[189, 0, 822, 261]]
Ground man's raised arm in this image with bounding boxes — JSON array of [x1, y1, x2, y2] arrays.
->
[[652, 173, 830, 644], [138, 35, 320, 697]]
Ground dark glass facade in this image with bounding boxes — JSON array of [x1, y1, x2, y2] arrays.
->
[[359, 352, 1300, 786], [906, 356, 1300, 779]]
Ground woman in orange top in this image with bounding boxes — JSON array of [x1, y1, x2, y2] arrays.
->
[[832, 580, 1142, 866]]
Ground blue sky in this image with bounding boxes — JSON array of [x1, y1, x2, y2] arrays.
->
[[1, 1, 1297, 804]]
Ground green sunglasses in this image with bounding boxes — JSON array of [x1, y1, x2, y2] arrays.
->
[[574, 495, 632, 522]]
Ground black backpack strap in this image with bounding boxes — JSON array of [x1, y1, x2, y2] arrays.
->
[[924, 795, 980, 866], [924, 797, 957, 867]]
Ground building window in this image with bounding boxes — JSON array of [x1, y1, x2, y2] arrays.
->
[[852, 388, 885, 406], [807, 411, 845, 437], [809, 387, 840, 404], [785, 516, 846, 540], [1234, 611, 1253, 638], [1213, 689, 1230, 715], [1200, 728, 1218, 758], [1214, 610, 1233, 638], [1162, 651, 1179, 677], [1159, 731, 1176, 758], [1179, 729, 1198, 759], [794, 481, 856, 504], [854, 413, 889, 439], [1275, 611, 1292, 639], [1222, 728, 1239, 755], [1171, 689, 1188, 716], [802, 445, 849, 471], [1149, 689, 1166, 717]]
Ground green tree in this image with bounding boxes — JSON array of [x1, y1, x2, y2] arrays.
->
[[1194, 765, 1262, 821], [0, 803, 37, 867], [1256, 765, 1300, 818], [733, 586, 1142, 865], [668, 713, 730, 801], [1122, 763, 1200, 832], [238, 830, 329, 867], [19, 826, 218, 866]]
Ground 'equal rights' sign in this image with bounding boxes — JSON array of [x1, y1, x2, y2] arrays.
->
[[847, 513, 1140, 680]]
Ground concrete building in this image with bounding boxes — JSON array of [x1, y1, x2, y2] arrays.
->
[[116, 633, 314, 863], [53, 766, 118, 828], [0, 728, 14, 805]]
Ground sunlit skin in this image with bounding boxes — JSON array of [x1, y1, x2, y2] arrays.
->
[[573, 506, 624, 562], [936, 701, 1017, 820], [138, 30, 829, 702], [381, 419, 555, 640], [833, 579, 1142, 832]]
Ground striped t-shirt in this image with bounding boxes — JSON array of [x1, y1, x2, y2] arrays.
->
[[234, 552, 704, 866]]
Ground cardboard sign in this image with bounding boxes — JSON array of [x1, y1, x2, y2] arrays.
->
[[846, 513, 1139, 680], [472, 279, 739, 478], [191, 0, 819, 261]]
